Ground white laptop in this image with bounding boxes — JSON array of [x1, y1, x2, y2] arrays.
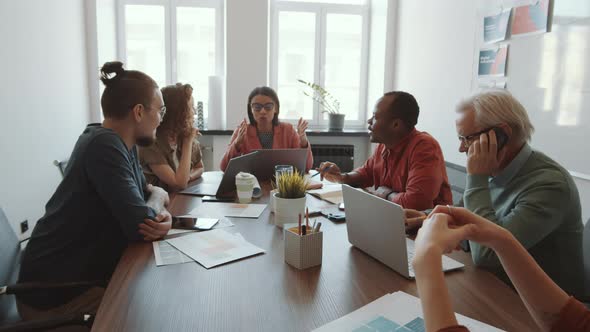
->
[[342, 185, 464, 279]]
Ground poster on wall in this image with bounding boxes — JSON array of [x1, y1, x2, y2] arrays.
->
[[483, 9, 511, 43], [478, 46, 508, 77], [478, 80, 507, 90], [511, 0, 551, 36]]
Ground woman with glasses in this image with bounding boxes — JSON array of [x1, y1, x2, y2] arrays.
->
[[139, 83, 204, 191], [220, 86, 313, 171]]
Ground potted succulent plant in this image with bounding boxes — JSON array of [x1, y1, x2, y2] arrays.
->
[[273, 170, 308, 228], [297, 79, 344, 131]]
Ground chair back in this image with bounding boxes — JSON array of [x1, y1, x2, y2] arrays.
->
[[0, 206, 21, 324], [53, 159, 69, 178], [583, 219, 590, 298], [445, 162, 466, 205]]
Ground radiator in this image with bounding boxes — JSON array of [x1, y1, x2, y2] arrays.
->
[[311, 144, 354, 172]]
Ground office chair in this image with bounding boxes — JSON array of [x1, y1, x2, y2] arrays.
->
[[53, 159, 69, 178], [582, 218, 590, 308], [0, 206, 96, 332]]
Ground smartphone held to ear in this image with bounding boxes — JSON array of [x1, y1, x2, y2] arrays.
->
[[492, 127, 508, 150], [172, 217, 219, 230]]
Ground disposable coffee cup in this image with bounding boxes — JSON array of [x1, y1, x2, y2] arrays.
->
[[236, 172, 255, 204]]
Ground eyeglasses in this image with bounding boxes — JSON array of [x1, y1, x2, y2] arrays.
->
[[251, 103, 275, 112], [155, 105, 166, 122], [457, 127, 494, 148]]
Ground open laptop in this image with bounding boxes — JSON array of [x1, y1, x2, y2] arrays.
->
[[250, 149, 308, 180], [342, 184, 464, 279], [179, 151, 259, 198]]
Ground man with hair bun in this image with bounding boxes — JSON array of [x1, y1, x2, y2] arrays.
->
[[17, 62, 172, 323]]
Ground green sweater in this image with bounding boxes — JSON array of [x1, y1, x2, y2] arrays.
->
[[463, 144, 583, 296]]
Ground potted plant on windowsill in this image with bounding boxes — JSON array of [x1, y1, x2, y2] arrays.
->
[[297, 79, 344, 131], [273, 170, 308, 228]]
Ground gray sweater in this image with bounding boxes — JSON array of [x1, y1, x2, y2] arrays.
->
[[463, 144, 583, 296]]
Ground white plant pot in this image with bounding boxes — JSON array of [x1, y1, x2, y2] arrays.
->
[[273, 193, 306, 228], [269, 189, 278, 213]]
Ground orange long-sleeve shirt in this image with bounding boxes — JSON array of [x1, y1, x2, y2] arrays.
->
[[354, 129, 452, 210]]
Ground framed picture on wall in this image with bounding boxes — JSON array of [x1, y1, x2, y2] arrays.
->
[[483, 8, 512, 43], [511, 0, 552, 36], [478, 45, 509, 77]]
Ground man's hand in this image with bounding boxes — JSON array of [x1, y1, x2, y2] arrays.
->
[[404, 208, 427, 231], [366, 186, 393, 199], [139, 211, 172, 241], [466, 130, 505, 175], [317, 161, 343, 182], [147, 184, 170, 206]]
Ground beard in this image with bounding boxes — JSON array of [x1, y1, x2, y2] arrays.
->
[[136, 135, 156, 147]]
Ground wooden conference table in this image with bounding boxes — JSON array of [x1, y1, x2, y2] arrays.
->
[[92, 173, 537, 331]]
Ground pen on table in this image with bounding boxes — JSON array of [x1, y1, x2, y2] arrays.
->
[[298, 213, 302, 236], [314, 222, 322, 233], [311, 165, 332, 178]]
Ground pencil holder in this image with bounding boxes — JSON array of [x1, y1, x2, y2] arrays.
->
[[284, 227, 323, 270]]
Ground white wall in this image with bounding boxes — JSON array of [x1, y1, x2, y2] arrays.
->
[[392, 0, 590, 222], [225, 0, 268, 129], [0, 0, 90, 237]]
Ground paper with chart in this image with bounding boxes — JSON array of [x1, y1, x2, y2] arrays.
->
[[308, 184, 343, 204], [189, 202, 267, 219], [153, 241, 194, 266], [313, 291, 503, 332], [165, 229, 265, 268], [153, 218, 236, 266]]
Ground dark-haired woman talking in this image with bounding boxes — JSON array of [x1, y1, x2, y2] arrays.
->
[[219, 86, 313, 171], [139, 83, 204, 192]]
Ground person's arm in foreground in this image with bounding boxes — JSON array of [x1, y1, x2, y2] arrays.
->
[[430, 205, 579, 332], [433, 206, 569, 331], [412, 213, 471, 332]]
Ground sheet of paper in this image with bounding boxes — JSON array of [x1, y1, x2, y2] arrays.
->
[[165, 229, 265, 269], [308, 184, 343, 204], [304, 173, 324, 189], [188, 203, 267, 219], [313, 291, 503, 332], [153, 240, 194, 266]]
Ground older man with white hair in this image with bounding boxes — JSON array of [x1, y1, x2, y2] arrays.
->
[[406, 90, 583, 296]]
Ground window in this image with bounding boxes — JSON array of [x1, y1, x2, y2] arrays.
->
[[270, 0, 369, 127], [117, 0, 223, 118]]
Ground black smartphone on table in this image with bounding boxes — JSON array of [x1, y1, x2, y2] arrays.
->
[[172, 217, 219, 230], [201, 195, 235, 203]]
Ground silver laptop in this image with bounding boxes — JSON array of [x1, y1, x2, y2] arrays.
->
[[179, 151, 260, 198], [251, 149, 308, 180], [342, 184, 464, 279]]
